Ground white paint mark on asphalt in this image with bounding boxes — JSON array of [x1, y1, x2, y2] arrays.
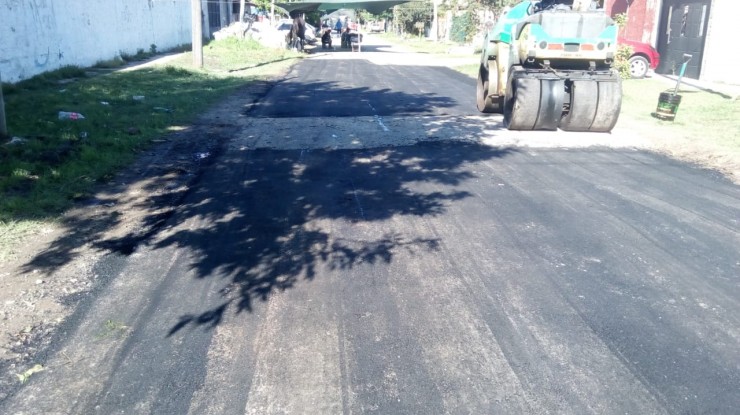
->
[[350, 180, 366, 220], [366, 101, 390, 132], [374, 115, 390, 132]]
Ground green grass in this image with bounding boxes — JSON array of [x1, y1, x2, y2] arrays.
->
[[160, 39, 302, 80], [0, 38, 302, 259], [620, 78, 740, 150], [96, 319, 130, 340], [454, 63, 479, 78], [378, 32, 475, 56]]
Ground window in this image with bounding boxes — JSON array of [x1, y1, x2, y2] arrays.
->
[[680, 5, 688, 37]]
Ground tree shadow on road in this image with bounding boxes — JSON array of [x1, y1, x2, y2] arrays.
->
[[20, 81, 515, 336], [153, 142, 514, 335]]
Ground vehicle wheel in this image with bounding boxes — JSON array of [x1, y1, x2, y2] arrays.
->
[[560, 80, 598, 131], [504, 73, 540, 130], [476, 63, 502, 113], [589, 78, 622, 132], [504, 70, 563, 131], [629, 55, 649, 79]]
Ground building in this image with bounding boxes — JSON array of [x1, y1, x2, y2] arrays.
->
[[204, 1, 267, 38], [604, 0, 737, 84], [696, 0, 738, 84], [0, 0, 193, 83], [0, 1, 260, 83]]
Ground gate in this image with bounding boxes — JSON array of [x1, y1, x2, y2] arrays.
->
[[656, 0, 711, 79]]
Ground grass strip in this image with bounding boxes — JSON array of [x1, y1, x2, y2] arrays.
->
[[0, 38, 301, 259]]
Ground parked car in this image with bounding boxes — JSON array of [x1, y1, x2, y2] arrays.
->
[[369, 21, 384, 33], [618, 37, 660, 79], [275, 19, 293, 32], [305, 23, 318, 43]]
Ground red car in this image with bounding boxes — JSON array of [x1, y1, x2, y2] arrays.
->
[[618, 37, 660, 79]]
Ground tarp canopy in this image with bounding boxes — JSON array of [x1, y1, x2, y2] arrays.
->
[[276, 0, 412, 15]]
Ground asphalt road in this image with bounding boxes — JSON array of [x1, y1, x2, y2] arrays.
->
[[3, 46, 739, 414]]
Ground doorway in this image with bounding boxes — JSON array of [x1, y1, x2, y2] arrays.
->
[[656, 0, 711, 79]]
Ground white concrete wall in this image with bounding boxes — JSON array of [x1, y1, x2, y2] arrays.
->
[[701, 0, 739, 84], [0, 0, 193, 83]]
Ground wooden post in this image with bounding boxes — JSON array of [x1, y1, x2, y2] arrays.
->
[[0, 72, 7, 139], [239, 0, 246, 22], [192, 0, 204, 68]]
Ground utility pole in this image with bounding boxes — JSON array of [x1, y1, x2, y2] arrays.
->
[[0, 72, 7, 139], [431, 0, 440, 41], [191, 0, 203, 68]]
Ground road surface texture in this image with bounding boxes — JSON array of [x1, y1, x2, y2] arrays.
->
[[2, 41, 739, 414]]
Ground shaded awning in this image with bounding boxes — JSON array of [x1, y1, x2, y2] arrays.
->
[[276, 0, 412, 15]]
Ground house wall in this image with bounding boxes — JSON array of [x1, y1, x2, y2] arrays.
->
[[605, 0, 662, 44], [0, 0, 194, 83], [701, 0, 739, 84], [604, 1, 737, 84]]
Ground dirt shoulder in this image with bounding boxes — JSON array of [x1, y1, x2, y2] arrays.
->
[[623, 115, 740, 185], [0, 75, 277, 401], [631, 74, 740, 184]]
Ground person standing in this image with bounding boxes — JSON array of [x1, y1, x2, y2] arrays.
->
[[288, 10, 306, 51], [334, 19, 342, 36]]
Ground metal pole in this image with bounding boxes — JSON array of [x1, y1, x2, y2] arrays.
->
[[0, 72, 7, 138], [192, 0, 204, 68], [431, 0, 439, 41], [674, 54, 693, 96]]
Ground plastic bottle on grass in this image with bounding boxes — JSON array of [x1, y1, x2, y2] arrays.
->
[[58, 111, 85, 120]]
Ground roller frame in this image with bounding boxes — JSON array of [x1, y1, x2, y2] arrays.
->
[[477, 60, 503, 113]]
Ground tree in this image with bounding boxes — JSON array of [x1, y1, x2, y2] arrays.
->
[[356, 9, 373, 25], [449, 6, 478, 43], [252, 0, 272, 11], [0, 72, 6, 139], [440, 0, 519, 44], [480, 0, 520, 16], [393, 1, 433, 34]]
